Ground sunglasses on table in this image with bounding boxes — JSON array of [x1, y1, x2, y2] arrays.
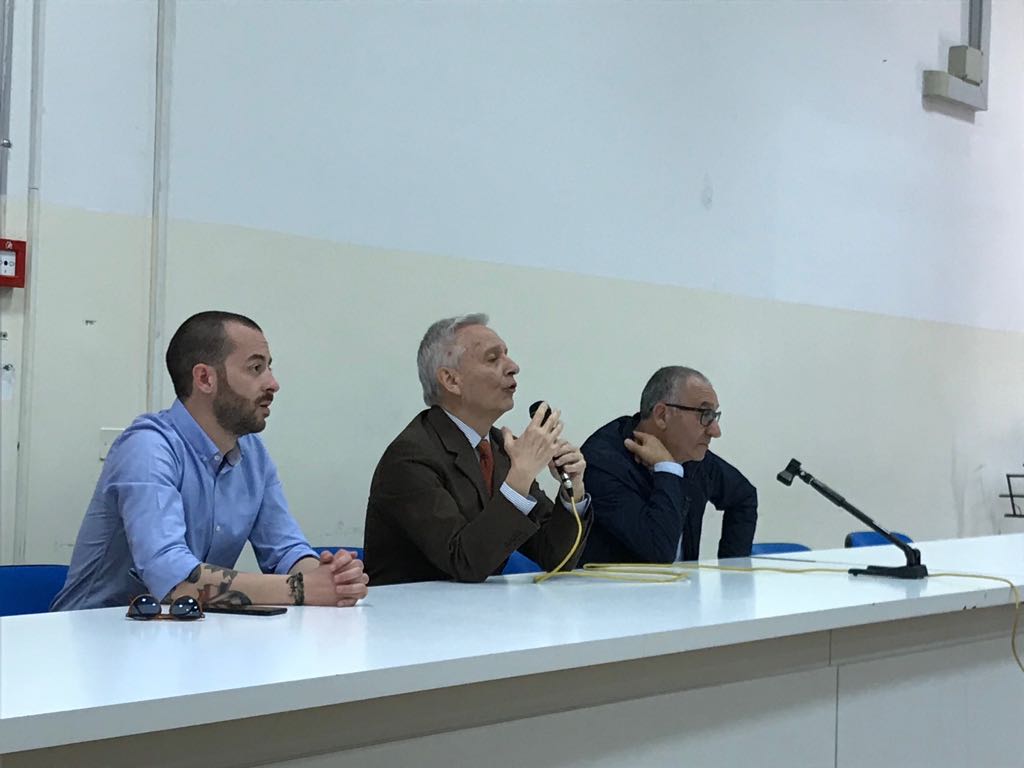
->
[[663, 403, 722, 427], [126, 594, 205, 621]]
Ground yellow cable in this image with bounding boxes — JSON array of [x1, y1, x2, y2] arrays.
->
[[588, 561, 853, 577], [929, 571, 1023, 674], [533, 526, 1024, 672], [524, 482, 1022, 671], [657, 562, 1023, 672], [532, 493, 584, 584], [533, 497, 689, 583]]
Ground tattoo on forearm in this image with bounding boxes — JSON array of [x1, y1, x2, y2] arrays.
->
[[191, 564, 252, 607], [205, 589, 253, 607], [287, 572, 305, 606], [204, 564, 239, 580]]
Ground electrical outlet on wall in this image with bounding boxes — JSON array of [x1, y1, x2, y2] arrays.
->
[[99, 427, 124, 461]]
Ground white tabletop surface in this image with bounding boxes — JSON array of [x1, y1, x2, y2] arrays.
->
[[2, 534, 1022, 753], [757, 532, 1024, 576]]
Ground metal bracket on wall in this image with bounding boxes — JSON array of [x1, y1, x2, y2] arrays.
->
[[923, 0, 990, 111]]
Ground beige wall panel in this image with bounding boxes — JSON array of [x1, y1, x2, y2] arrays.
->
[[16, 205, 151, 562], [165, 219, 1024, 557]]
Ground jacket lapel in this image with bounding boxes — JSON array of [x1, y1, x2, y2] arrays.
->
[[426, 407, 489, 507]]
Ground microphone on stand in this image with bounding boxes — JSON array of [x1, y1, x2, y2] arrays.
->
[[776, 458, 927, 580], [529, 400, 573, 491], [776, 458, 802, 486]]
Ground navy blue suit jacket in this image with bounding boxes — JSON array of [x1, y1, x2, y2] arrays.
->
[[581, 415, 757, 563]]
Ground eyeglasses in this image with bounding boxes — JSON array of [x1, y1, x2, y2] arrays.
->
[[664, 403, 722, 427], [126, 594, 205, 621]]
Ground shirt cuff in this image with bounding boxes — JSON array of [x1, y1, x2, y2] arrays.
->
[[560, 491, 591, 515], [140, 553, 203, 603], [276, 545, 320, 575], [500, 482, 538, 515], [653, 461, 685, 478]]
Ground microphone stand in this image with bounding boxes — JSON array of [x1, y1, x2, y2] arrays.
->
[[778, 460, 928, 580]]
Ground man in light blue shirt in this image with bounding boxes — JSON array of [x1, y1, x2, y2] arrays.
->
[[52, 311, 368, 611]]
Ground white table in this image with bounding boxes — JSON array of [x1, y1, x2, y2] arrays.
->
[[2, 534, 1022, 768]]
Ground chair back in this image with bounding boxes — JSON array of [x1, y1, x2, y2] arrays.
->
[[844, 531, 912, 548], [0, 564, 69, 617], [313, 546, 364, 560], [502, 551, 542, 575], [750, 542, 811, 555], [316, 546, 539, 576]]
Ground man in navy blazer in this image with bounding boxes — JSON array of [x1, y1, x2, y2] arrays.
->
[[581, 366, 756, 564]]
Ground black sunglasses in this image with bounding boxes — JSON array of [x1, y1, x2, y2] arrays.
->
[[663, 403, 722, 427], [126, 594, 205, 621]]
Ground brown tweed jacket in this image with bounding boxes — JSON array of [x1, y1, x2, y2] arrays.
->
[[364, 406, 590, 586]]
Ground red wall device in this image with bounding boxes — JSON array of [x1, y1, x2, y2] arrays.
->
[[0, 238, 26, 288]]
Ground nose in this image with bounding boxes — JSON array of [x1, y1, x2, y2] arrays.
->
[[708, 419, 722, 438], [267, 372, 281, 393], [506, 356, 520, 376]]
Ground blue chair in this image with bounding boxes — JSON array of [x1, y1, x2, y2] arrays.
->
[[0, 564, 69, 617], [845, 531, 912, 548], [750, 542, 812, 555], [502, 551, 542, 575], [317, 546, 540, 575], [313, 546, 364, 560]]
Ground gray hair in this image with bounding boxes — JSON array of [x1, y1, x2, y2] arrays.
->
[[417, 313, 490, 406], [639, 366, 710, 418]]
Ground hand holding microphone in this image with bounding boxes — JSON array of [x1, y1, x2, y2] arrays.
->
[[550, 439, 586, 496], [529, 401, 576, 492], [502, 401, 586, 500], [501, 401, 562, 495]]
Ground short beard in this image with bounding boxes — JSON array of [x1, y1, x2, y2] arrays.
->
[[212, 369, 266, 437]]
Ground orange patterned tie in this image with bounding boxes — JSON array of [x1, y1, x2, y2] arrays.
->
[[478, 439, 494, 496]]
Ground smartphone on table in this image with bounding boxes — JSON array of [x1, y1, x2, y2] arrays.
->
[[203, 605, 287, 616]]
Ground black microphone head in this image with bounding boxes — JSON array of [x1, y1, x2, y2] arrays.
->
[[777, 458, 802, 486], [528, 400, 551, 425], [528, 400, 570, 488]]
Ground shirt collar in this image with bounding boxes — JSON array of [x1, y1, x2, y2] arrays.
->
[[168, 399, 243, 468], [443, 409, 485, 449]]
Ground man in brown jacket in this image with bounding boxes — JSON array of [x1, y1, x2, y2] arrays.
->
[[364, 313, 591, 585]]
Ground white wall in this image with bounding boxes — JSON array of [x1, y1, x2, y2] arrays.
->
[[0, 0, 155, 562], [2, 0, 1023, 565], [0, 0, 37, 561], [167, 0, 1024, 331]]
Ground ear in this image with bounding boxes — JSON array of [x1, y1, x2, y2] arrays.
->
[[651, 402, 668, 429], [192, 363, 218, 396], [437, 367, 461, 398]]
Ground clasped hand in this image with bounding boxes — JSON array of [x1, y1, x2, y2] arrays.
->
[[306, 549, 369, 607]]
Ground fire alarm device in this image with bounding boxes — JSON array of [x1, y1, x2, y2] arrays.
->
[[0, 238, 26, 288]]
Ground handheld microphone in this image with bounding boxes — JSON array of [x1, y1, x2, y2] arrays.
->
[[529, 400, 573, 491]]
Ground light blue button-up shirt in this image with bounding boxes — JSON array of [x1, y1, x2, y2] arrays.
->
[[653, 461, 685, 560], [51, 400, 317, 610]]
